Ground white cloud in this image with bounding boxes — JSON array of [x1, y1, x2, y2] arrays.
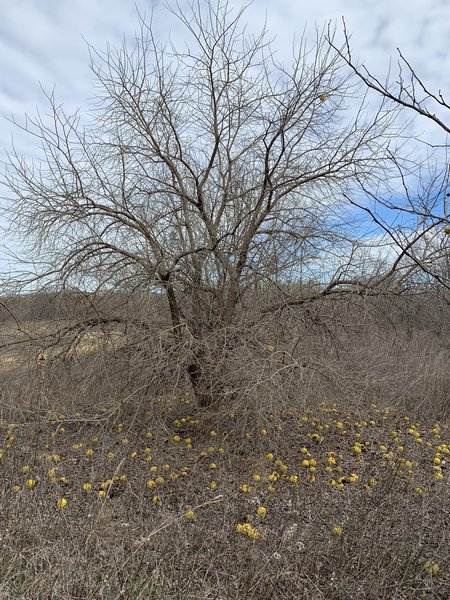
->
[[2, 0, 448, 156]]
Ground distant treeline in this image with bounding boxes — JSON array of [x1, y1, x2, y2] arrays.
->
[[0, 290, 163, 323], [1, 289, 449, 343]]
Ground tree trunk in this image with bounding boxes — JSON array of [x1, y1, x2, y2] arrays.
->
[[187, 360, 214, 408]]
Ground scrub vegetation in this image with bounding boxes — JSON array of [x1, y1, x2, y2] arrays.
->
[[0, 293, 449, 599]]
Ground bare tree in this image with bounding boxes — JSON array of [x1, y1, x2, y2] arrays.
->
[[2, 2, 420, 407], [328, 24, 450, 292]]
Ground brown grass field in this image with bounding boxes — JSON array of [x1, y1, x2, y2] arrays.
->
[[0, 388, 449, 599], [0, 299, 449, 599]]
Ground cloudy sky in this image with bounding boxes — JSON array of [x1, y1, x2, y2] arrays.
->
[[0, 0, 449, 274]]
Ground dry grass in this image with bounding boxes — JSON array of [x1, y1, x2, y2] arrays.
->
[[0, 394, 449, 599], [0, 297, 449, 599]]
